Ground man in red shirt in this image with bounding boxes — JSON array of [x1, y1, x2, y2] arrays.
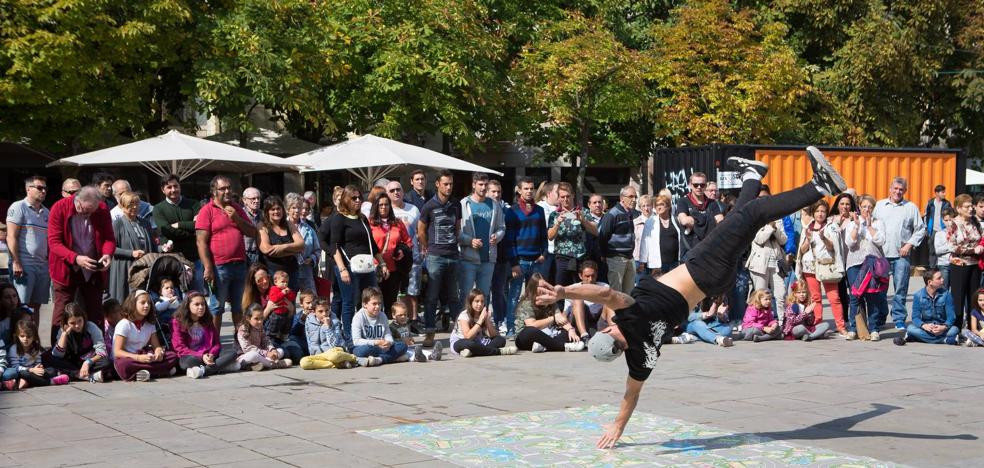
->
[[47, 186, 115, 342], [196, 175, 258, 330]]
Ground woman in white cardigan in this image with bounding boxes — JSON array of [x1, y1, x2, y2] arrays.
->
[[639, 195, 686, 276], [745, 199, 788, 324]]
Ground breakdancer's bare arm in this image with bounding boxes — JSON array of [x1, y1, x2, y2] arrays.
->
[[535, 280, 635, 311]]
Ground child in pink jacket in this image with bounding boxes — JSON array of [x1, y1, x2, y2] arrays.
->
[[742, 289, 780, 342]]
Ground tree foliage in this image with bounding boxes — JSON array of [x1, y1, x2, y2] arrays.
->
[[0, 0, 192, 153]]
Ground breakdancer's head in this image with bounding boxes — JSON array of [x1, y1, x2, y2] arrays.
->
[[588, 324, 626, 362]]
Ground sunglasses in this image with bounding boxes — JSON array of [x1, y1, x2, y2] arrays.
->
[[29, 185, 47, 191], [63, 189, 79, 195], [692, 183, 707, 188], [350, 196, 362, 201], [388, 188, 402, 193]]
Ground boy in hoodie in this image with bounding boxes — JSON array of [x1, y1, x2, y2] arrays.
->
[[351, 287, 408, 367], [300, 298, 355, 370]]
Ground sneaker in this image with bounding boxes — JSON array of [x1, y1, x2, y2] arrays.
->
[[531, 342, 547, 353], [430, 341, 444, 361], [895, 324, 906, 330], [671, 336, 684, 344], [412, 345, 426, 362], [500, 345, 518, 355], [366, 356, 383, 367], [186, 366, 205, 379], [275, 359, 292, 369], [135, 370, 151, 382], [505, 330, 516, 339], [893, 335, 907, 346], [716, 336, 733, 347], [726, 157, 768, 179], [169, 367, 178, 377], [870, 331, 880, 342], [460, 349, 473, 358], [251, 363, 265, 372], [681, 333, 698, 344], [802, 333, 813, 342], [806, 146, 847, 196], [564, 341, 586, 352], [50, 374, 70, 386], [423, 333, 435, 348], [846, 331, 857, 341], [945, 335, 959, 346], [90, 370, 105, 383]]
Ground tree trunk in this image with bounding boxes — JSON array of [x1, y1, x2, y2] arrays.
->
[[575, 120, 590, 204]]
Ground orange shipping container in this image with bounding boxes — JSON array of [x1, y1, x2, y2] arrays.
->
[[755, 148, 964, 211]]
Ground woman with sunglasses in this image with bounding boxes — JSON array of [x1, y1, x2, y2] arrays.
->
[[329, 185, 387, 345]]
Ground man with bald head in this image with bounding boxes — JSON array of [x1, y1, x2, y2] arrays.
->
[[48, 186, 116, 341]]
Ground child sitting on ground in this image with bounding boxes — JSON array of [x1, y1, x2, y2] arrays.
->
[[300, 298, 355, 370], [113, 290, 179, 382], [684, 295, 732, 346], [783, 281, 831, 341], [291, 289, 316, 356], [237, 304, 291, 371], [351, 287, 407, 367], [450, 290, 516, 358], [172, 292, 241, 379], [390, 301, 443, 361], [964, 288, 984, 347], [44, 303, 110, 382], [4, 320, 69, 389], [742, 289, 781, 342]]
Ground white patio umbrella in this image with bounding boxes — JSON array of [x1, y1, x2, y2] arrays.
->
[[48, 129, 302, 180], [285, 134, 502, 187], [967, 169, 984, 186]]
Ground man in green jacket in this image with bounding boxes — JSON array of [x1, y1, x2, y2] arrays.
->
[[153, 174, 204, 292]]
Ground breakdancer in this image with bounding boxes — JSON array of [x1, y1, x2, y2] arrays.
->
[[535, 147, 847, 448]]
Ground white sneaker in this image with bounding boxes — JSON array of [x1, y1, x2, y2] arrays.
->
[[366, 356, 383, 367], [460, 349, 473, 358], [531, 342, 546, 353], [870, 331, 880, 342], [251, 363, 265, 372], [500, 346, 518, 355], [186, 366, 205, 379], [91, 370, 105, 383], [135, 370, 151, 382], [846, 331, 857, 340], [716, 336, 733, 347], [564, 341, 585, 352], [681, 333, 698, 344], [671, 336, 684, 344]]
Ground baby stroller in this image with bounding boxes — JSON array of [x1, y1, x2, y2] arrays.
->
[[128, 253, 194, 350]]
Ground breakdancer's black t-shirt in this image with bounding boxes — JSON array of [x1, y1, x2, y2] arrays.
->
[[612, 276, 690, 381]]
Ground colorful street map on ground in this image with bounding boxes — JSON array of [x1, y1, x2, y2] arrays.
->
[[360, 405, 903, 467]]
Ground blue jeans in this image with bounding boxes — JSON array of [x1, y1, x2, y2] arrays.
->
[[905, 324, 959, 344], [271, 336, 305, 362], [289, 313, 309, 356], [506, 259, 541, 334], [491, 261, 512, 329], [686, 313, 733, 344], [2, 368, 18, 381], [887, 257, 912, 327], [537, 253, 554, 279], [729, 267, 750, 327], [845, 265, 886, 332], [424, 255, 460, 333], [190, 260, 205, 295], [208, 261, 247, 321], [334, 265, 378, 344], [459, 261, 494, 307], [352, 342, 408, 364], [939, 264, 950, 291]]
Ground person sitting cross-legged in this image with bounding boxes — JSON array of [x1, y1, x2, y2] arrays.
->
[[897, 269, 959, 346]]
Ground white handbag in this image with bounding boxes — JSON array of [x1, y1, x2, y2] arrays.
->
[[341, 218, 377, 274]]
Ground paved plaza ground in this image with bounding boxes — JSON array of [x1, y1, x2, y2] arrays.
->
[[2, 277, 983, 467]]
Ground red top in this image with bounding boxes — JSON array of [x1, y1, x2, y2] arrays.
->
[[195, 200, 250, 265], [268, 286, 296, 316], [370, 220, 412, 271], [47, 196, 115, 287]]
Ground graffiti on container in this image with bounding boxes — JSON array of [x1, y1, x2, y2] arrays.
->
[[663, 168, 694, 205]]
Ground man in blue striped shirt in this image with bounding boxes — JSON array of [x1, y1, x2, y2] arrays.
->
[[504, 177, 548, 335]]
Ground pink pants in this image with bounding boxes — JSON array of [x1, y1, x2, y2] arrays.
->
[[803, 273, 845, 331]]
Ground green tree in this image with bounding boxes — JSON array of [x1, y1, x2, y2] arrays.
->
[[0, 0, 193, 154], [511, 13, 653, 195], [649, 0, 810, 145]]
